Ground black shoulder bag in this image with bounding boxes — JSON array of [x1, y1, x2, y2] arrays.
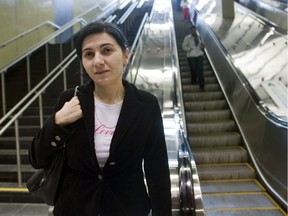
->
[[26, 86, 79, 205], [26, 146, 66, 205]]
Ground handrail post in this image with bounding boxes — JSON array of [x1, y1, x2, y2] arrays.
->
[[39, 94, 44, 127], [71, 36, 74, 51], [1, 72, 7, 115], [60, 43, 63, 61], [63, 69, 67, 91], [14, 118, 22, 187], [26, 55, 31, 91], [45, 43, 50, 75]]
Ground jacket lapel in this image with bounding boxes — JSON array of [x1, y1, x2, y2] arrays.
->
[[77, 82, 100, 168], [108, 81, 141, 159]]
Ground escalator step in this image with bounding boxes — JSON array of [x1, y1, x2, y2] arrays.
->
[[185, 100, 228, 111], [197, 163, 255, 180], [203, 193, 284, 216], [192, 146, 248, 164], [182, 83, 220, 92], [185, 110, 231, 122], [183, 91, 224, 101], [188, 132, 241, 147], [204, 209, 285, 216], [200, 179, 264, 193], [187, 120, 237, 134]]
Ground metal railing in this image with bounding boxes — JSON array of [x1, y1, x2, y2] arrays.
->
[[178, 135, 196, 215], [123, 12, 149, 79], [0, 1, 118, 116], [0, 21, 60, 49]]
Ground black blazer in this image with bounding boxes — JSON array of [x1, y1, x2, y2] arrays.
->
[[29, 80, 172, 216]]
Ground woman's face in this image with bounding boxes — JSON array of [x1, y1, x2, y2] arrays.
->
[[81, 32, 129, 87]]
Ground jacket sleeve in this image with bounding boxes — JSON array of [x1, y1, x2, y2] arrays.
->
[[182, 36, 191, 52], [143, 97, 172, 216], [29, 89, 74, 169]]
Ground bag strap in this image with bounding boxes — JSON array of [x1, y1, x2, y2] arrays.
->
[[74, 86, 79, 96], [61, 86, 79, 156]]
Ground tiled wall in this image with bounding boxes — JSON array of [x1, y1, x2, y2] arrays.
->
[[0, 0, 54, 44], [0, 0, 116, 68]]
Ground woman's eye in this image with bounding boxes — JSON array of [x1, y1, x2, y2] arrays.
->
[[103, 47, 113, 55], [83, 51, 94, 59]]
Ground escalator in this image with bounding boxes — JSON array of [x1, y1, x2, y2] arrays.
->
[[173, 2, 287, 215]]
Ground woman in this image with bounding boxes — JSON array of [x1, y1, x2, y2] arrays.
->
[[180, 0, 190, 22], [29, 21, 172, 216]]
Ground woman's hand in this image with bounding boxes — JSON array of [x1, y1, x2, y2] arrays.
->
[[55, 96, 83, 126]]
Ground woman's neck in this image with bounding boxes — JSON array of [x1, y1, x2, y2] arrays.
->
[[94, 84, 125, 104]]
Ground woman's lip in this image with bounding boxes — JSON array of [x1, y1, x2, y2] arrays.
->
[[95, 70, 109, 74]]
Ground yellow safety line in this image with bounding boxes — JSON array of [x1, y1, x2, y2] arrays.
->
[[254, 179, 266, 191], [198, 162, 253, 167], [205, 207, 279, 211], [245, 163, 256, 171], [239, 146, 246, 151], [203, 191, 267, 196], [0, 187, 28, 192], [200, 178, 256, 183]]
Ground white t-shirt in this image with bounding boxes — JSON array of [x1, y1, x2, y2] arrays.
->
[[94, 97, 123, 168]]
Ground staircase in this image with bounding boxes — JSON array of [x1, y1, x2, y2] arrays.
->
[[172, 1, 286, 215], [0, 41, 79, 203]]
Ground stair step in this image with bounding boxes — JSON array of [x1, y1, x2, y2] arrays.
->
[[192, 146, 248, 163], [197, 163, 256, 180], [203, 193, 282, 214], [200, 179, 264, 193], [185, 110, 231, 122], [183, 91, 224, 101], [0, 164, 35, 182], [185, 100, 228, 111], [0, 150, 29, 164], [204, 209, 285, 216], [181, 77, 218, 85], [1, 126, 40, 137], [0, 136, 33, 149], [188, 132, 242, 147], [180, 69, 214, 78], [187, 120, 237, 134], [182, 83, 220, 92]]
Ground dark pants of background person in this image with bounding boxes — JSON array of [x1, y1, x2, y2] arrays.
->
[[187, 55, 204, 89]]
